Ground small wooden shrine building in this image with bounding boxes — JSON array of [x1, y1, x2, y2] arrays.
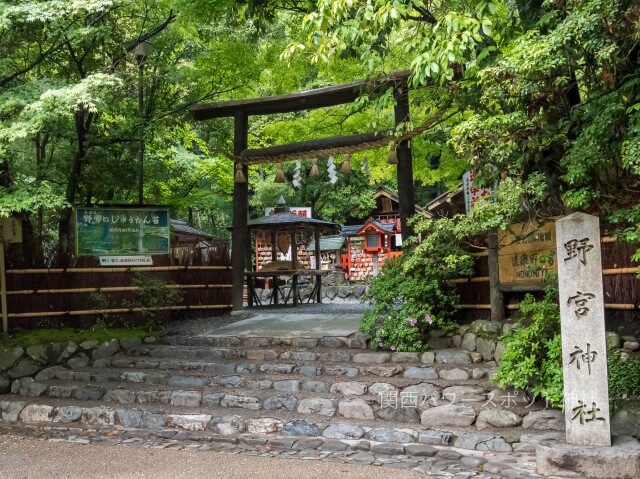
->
[[245, 197, 338, 306]]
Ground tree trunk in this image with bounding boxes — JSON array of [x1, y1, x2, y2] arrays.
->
[[231, 112, 248, 311], [487, 230, 505, 322], [55, 110, 94, 267]]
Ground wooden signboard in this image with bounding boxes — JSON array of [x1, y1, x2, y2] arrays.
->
[[498, 220, 557, 288], [0, 217, 22, 244], [1, 217, 22, 339]]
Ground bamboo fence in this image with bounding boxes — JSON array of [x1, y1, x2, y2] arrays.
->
[[454, 237, 640, 326], [4, 248, 233, 331]]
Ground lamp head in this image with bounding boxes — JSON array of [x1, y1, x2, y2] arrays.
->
[[134, 41, 155, 65]]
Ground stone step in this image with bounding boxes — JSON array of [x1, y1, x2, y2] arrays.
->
[[166, 334, 368, 349], [100, 358, 495, 382], [0, 420, 552, 479], [0, 396, 561, 455], [53, 343, 492, 377], [7, 369, 550, 433], [11, 376, 511, 413], [127, 344, 486, 368], [18, 365, 504, 410], [87, 356, 495, 382]]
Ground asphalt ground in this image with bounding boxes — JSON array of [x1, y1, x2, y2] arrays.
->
[[165, 302, 369, 337]]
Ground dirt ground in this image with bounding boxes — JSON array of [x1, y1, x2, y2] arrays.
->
[[0, 435, 427, 479]]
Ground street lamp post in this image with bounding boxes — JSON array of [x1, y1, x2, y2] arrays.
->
[[134, 41, 154, 205]]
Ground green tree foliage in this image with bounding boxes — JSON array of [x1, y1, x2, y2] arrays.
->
[[287, 1, 640, 366], [289, 0, 640, 235], [0, 1, 263, 265], [1, 1, 401, 266], [3, 0, 638, 270]]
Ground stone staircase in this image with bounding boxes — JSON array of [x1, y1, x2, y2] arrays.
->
[[0, 328, 565, 458]]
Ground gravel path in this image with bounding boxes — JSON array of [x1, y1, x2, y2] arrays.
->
[[0, 434, 425, 479]]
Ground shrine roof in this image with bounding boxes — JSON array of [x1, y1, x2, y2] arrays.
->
[[339, 225, 363, 236], [305, 235, 346, 252], [247, 212, 338, 232], [424, 184, 465, 217], [356, 220, 396, 236], [170, 219, 214, 238]]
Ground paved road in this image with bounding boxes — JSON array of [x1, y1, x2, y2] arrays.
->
[[0, 435, 426, 479]]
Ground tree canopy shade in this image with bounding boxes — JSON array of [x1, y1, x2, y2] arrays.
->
[[0, 1, 412, 269], [2, 0, 638, 272], [286, 0, 640, 246], [0, 0, 267, 266]]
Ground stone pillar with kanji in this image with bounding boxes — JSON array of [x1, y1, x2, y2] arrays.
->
[[556, 212, 611, 446]]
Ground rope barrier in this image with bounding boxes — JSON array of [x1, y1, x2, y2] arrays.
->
[[220, 108, 453, 167]]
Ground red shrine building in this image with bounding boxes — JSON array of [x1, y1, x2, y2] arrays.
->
[[339, 188, 430, 280]]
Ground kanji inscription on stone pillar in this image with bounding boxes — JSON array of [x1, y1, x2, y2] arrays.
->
[[556, 213, 611, 446]]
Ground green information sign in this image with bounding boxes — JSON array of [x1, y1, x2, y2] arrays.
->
[[75, 207, 170, 256]]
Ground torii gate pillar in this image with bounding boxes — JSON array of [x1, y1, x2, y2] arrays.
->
[[231, 112, 248, 311], [394, 82, 416, 241]]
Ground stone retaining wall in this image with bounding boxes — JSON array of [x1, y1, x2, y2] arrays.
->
[[0, 336, 158, 394], [252, 284, 368, 305]]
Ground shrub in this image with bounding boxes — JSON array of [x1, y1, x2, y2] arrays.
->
[[495, 285, 640, 411], [125, 272, 184, 331], [493, 286, 564, 408], [360, 176, 548, 353], [608, 351, 640, 412], [360, 246, 470, 352]]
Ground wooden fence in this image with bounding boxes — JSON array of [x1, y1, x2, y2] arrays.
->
[[4, 245, 232, 331], [454, 238, 640, 330]]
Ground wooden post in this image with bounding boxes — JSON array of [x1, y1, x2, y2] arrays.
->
[[315, 229, 322, 303], [266, 230, 275, 302], [1, 239, 7, 340], [393, 82, 416, 242], [247, 272, 253, 308], [487, 229, 505, 322], [231, 112, 248, 311], [348, 237, 353, 280], [245, 227, 253, 307], [291, 227, 298, 306], [271, 231, 277, 262]]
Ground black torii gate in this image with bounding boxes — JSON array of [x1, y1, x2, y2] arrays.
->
[[191, 71, 434, 311]]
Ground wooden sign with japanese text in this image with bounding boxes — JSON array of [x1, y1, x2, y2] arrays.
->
[[0, 217, 22, 244], [556, 213, 610, 446], [498, 220, 557, 285]]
